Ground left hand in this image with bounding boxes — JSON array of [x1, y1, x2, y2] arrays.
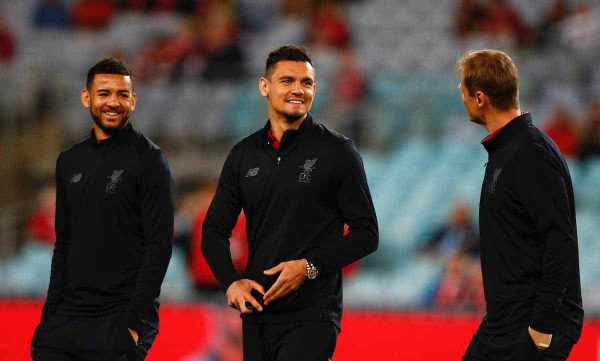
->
[[263, 260, 307, 305], [528, 326, 552, 350], [127, 328, 139, 344]]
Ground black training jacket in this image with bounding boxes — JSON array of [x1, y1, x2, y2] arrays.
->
[[479, 113, 583, 340], [202, 115, 378, 326], [41, 123, 174, 337]]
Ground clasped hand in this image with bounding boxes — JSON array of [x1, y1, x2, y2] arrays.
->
[[225, 259, 307, 313]]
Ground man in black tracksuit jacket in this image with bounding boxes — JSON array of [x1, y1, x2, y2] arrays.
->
[[31, 59, 174, 361], [202, 46, 378, 361], [457, 50, 583, 361]]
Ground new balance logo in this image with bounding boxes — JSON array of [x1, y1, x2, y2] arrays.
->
[[245, 167, 260, 177], [70, 173, 82, 184]]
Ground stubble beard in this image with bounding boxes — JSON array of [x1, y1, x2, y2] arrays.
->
[[282, 112, 306, 123], [469, 116, 485, 126], [90, 109, 129, 135]]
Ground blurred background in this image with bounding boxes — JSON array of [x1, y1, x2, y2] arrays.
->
[[1, 0, 600, 360]]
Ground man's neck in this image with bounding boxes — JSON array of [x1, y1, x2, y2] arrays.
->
[[92, 124, 112, 142], [268, 114, 307, 141], [484, 108, 521, 134]]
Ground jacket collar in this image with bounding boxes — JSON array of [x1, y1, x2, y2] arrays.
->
[[259, 114, 314, 152], [482, 113, 532, 154], [90, 122, 134, 148]]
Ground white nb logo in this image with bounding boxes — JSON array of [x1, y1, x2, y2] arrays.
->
[[245, 167, 260, 177]]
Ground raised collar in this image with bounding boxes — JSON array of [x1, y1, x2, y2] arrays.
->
[[90, 122, 134, 148], [481, 113, 532, 154], [259, 114, 314, 151]]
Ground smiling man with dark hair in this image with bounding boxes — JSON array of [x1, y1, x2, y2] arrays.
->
[[202, 44, 378, 361], [31, 58, 174, 361]]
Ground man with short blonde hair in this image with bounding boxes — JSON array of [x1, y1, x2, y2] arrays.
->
[[457, 49, 583, 360]]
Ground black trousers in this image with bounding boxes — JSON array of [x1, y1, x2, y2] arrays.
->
[[242, 320, 339, 361], [463, 324, 575, 361], [31, 312, 156, 361]]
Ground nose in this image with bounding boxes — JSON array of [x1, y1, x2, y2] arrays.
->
[[107, 94, 120, 107], [291, 85, 304, 96]]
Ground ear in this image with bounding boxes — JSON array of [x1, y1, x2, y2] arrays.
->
[[131, 91, 137, 111], [259, 77, 269, 97], [81, 88, 90, 108], [475, 90, 486, 108]]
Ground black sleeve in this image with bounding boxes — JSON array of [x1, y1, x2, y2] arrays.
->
[[125, 149, 174, 334], [514, 144, 578, 334], [202, 146, 243, 292], [41, 154, 69, 320], [307, 139, 379, 275]]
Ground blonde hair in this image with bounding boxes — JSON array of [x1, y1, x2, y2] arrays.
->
[[456, 49, 519, 111]]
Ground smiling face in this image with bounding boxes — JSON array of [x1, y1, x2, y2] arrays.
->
[[81, 73, 137, 140], [259, 60, 316, 124]]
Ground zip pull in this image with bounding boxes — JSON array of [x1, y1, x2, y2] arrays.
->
[[277, 156, 281, 164]]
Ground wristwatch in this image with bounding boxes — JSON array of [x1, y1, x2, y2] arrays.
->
[[305, 260, 318, 280]]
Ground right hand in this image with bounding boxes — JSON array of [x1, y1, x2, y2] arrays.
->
[[225, 279, 265, 314]]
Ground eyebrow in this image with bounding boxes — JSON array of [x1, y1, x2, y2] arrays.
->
[[277, 75, 314, 82], [95, 88, 131, 94]]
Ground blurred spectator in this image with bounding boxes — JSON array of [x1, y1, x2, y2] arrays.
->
[[423, 201, 481, 310], [280, 0, 313, 19], [324, 44, 367, 144], [542, 106, 579, 157], [461, 259, 485, 311], [189, 180, 248, 292], [26, 184, 56, 246], [132, 17, 199, 84], [579, 98, 600, 162], [118, 0, 175, 12], [196, 0, 246, 81], [197, 308, 243, 361], [433, 255, 484, 311], [70, 0, 116, 28], [535, 0, 570, 47], [480, 0, 532, 46], [341, 223, 362, 277], [454, 0, 486, 38], [173, 177, 206, 255], [561, 3, 600, 53], [422, 201, 479, 259], [0, 23, 15, 62], [308, 0, 351, 49], [32, 0, 70, 29], [132, 1, 246, 83], [118, 0, 195, 14]]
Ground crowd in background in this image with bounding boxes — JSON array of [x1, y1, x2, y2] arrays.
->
[[1, 0, 600, 314]]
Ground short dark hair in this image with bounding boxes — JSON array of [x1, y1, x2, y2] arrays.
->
[[86, 58, 132, 89], [455, 49, 519, 111], [265, 45, 313, 78]]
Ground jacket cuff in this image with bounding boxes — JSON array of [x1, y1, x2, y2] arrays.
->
[[125, 309, 146, 336], [529, 318, 555, 335], [221, 274, 242, 294]]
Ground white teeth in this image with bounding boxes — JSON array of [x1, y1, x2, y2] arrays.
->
[[288, 100, 303, 104]]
